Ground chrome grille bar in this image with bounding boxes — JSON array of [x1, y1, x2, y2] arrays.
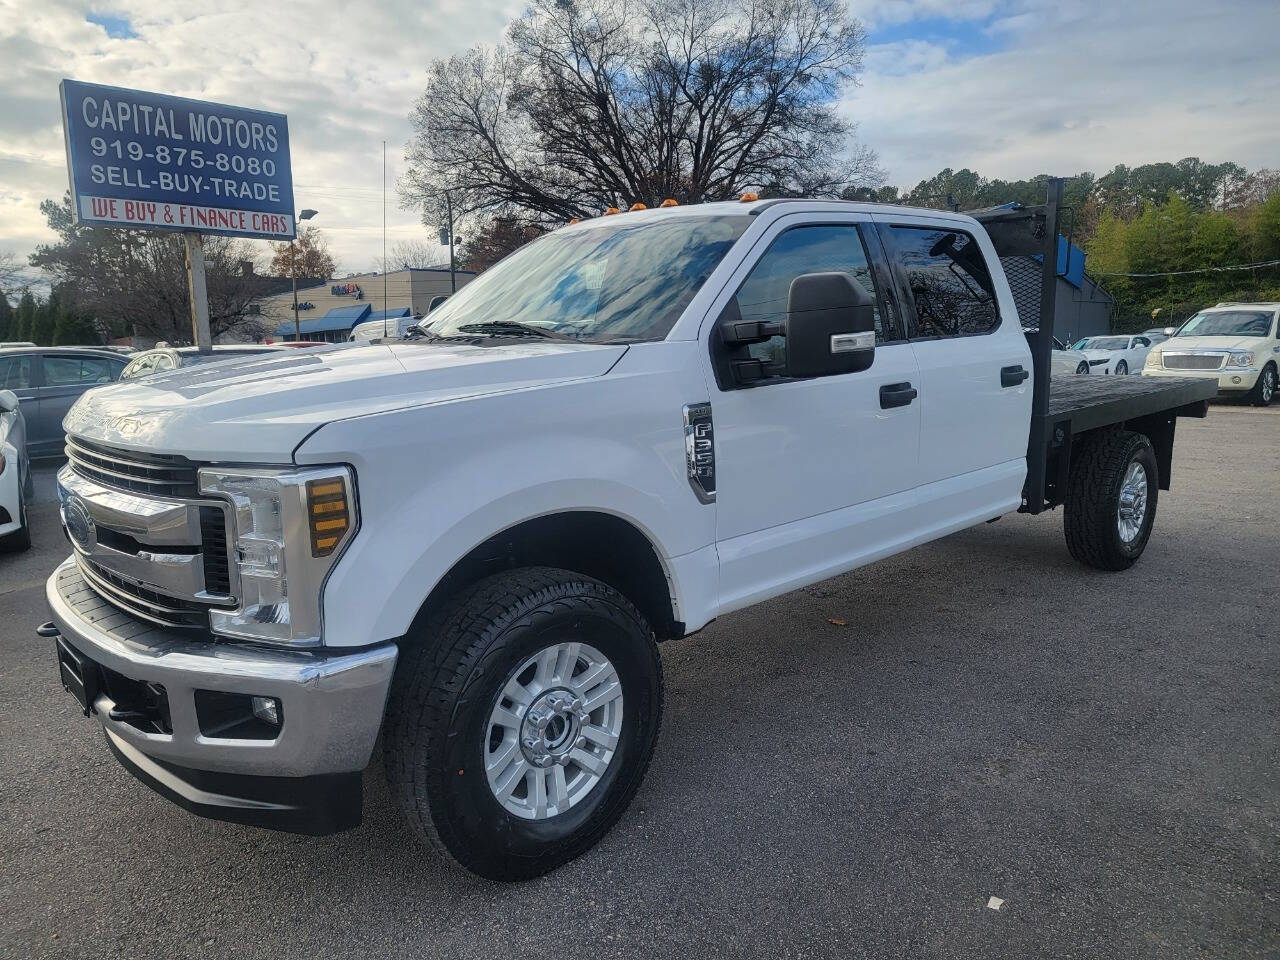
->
[[65, 437, 199, 497]]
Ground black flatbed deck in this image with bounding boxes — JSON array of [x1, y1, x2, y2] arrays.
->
[[1046, 374, 1218, 431]]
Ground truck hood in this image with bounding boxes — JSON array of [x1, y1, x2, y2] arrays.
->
[[1160, 335, 1267, 352], [64, 340, 627, 461]]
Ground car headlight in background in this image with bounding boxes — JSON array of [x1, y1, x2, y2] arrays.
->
[[1225, 351, 1256, 368], [198, 465, 357, 646]]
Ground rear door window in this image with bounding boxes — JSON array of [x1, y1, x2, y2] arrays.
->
[[0, 355, 33, 389], [884, 226, 1000, 338], [43, 355, 121, 386]]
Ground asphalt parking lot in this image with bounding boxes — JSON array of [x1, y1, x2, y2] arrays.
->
[[1, 405, 1276, 960]]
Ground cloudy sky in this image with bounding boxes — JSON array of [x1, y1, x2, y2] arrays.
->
[[1, 0, 1276, 286]]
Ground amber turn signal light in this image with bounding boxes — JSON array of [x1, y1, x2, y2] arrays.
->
[[307, 478, 350, 557]]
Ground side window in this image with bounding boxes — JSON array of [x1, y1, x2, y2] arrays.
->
[[886, 226, 1000, 338], [0, 355, 33, 389], [1133, 337, 1150, 348], [153, 354, 176, 372], [44, 356, 120, 386], [731, 225, 890, 372]]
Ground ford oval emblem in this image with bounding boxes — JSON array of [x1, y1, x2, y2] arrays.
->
[[63, 495, 96, 553]]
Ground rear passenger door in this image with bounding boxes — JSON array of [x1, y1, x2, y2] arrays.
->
[[32, 353, 124, 456], [876, 218, 1031, 508]]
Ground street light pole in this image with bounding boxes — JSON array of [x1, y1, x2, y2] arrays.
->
[[446, 192, 456, 293], [291, 208, 319, 341]]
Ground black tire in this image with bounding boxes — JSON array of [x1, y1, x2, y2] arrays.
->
[[1075, 361, 1089, 375], [1064, 430, 1158, 571], [1248, 363, 1276, 407], [383, 566, 663, 881], [1114, 360, 1128, 375], [0, 486, 31, 552]]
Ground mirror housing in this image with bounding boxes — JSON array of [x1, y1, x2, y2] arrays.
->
[[0, 389, 17, 413], [785, 272, 876, 378]]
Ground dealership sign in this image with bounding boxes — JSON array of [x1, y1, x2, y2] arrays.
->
[[59, 79, 295, 240]]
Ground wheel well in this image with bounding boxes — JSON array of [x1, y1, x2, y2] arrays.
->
[[409, 512, 682, 642]]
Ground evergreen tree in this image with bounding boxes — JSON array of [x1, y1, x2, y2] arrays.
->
[[14, 291, 36, 341], [29, 291, 58, 346], [0, 294, 13, 341], [53, 305, 100, 345]]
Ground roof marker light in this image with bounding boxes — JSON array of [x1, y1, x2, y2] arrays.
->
[[739, 192, 759, 203], [568, 218, 580, 225], [660, 198, 678, 207], [603, 206, 620, 216]]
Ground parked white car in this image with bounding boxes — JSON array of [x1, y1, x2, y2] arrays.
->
[[1051, 337, 1091, 376], [1143, 302, 1279, 405], [0, 388, 32, 551], [1069, 334, 1154, 375]]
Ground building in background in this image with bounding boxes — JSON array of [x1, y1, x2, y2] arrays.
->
[[256, 267, 476, 342]]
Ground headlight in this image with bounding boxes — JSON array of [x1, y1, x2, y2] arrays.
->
[[1225, 351, 1256, 368], [1145, 351, 1161, 369], [199, 465, 357, 646]]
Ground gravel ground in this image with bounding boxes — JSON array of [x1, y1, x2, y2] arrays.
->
[[1, 404, 1276, 960]]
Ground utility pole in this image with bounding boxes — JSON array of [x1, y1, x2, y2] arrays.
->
[[446, 192, 456, 293], [291, 209, 319, 341], [183, 233, 212, 352]]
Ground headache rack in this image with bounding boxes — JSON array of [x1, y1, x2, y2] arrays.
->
[[969, 179, 1214, 514]]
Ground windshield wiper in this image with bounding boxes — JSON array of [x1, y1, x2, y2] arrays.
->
[[455, 320, 574, 341]]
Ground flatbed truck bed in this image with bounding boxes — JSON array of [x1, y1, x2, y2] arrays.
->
[[970, 184, 1219, 515]]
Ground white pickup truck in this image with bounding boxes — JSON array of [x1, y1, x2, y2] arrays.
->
[[41, 188, 1217, 880]]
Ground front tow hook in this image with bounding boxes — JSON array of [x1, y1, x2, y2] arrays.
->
[[37, 621, 60, 638]]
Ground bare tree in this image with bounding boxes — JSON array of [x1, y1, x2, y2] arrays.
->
[[401, 0, 881, 227], [0, 250, 23, 298], [385, 238, 446, 270], [30, 194, 270, 344]]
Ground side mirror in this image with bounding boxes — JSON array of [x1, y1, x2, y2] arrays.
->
[[785, 272, 876, 378], [0, 389, 17, 413]]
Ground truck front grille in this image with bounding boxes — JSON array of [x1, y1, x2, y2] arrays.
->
[[65, 437, 200, 497], [62, 435, 234, 631], [1161, 353, 1224, 371], [76, 555, 213, 630]]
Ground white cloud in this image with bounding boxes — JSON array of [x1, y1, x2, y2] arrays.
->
[[0, 0, 523, 278], [847, 0, 1280, 189], [0, 0, 1277, 283]]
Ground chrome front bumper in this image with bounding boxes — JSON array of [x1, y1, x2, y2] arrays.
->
[[44, 558, 398, 832]]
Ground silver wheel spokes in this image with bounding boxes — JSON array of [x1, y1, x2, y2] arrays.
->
[[484, 641, 623, 820], [1117, 461, 1148, 544], [1263, 370, 1275, 402]]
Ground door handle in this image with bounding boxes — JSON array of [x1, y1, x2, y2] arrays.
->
[[1001, 365, 1029, 387], [879, 382, 917, 409]]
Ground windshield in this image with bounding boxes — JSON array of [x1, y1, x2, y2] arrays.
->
[[1073, 336, 1129, 351], [421, 215, 751, 343], [1176, 310, 1274, 338]]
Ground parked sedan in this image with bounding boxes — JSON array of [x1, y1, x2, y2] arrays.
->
[[1068, 334, 1155, 375], [1051, 337, 1091, 376], [0, 347, 128, 457], [119, 344, 291, 380], [0, 387, 31, 551]]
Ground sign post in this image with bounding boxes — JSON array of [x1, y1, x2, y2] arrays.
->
[[183, 233, 213, 352], [59, 79, 295, 347]]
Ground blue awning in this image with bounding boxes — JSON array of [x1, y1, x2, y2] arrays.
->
[[275, 304, 371, 337], [366, 308, 411, 322]]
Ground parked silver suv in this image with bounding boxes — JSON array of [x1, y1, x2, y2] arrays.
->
[[0, 347, 128, 457]]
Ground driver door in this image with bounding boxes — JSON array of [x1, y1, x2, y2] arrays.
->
[[706, 215, 923, 614]]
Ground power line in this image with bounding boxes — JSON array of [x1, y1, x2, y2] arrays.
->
[[1094, 258, 1280, 278]]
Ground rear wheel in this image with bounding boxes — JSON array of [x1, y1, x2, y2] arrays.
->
[[384, 566, 663, 881], [1064, 430, 1158, 570], [1249, 363, 1276, 407], [1114, 360, 1128, 375], [1075, 361, 1089, 375]]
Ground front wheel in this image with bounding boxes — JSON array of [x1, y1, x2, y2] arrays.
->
[[1064, 430, 1158, 570], [1114, 360, 1128, 375], [384, 567, 663, 881], [1249, 364, 1276, 407], [1075, 361, 1089, 375]]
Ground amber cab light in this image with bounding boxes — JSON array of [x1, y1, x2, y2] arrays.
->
[[628, 202, 648, 212], [660, 198, 678, 207], [739, 192, 759, 202], [603, 206, 620, 216]]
